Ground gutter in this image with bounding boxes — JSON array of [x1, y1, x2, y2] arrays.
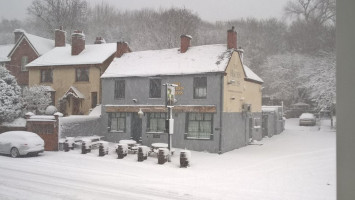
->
[[218, 74, 224, 154]]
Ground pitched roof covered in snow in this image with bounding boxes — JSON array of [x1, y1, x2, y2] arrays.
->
[[101, 44, 263, 84], [26, 43, 116, 67], [8, 31, 55, 57], [101, 44, 233, 78], [0, 44, 14, 62]]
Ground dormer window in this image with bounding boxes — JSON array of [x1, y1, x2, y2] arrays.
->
[[76, 67, 89, 82]]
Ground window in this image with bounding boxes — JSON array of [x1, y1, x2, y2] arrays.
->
[[149, 79, 161, 98], [41, 69, 53, 83], [193, 77, 207, 99], [108, 113, 126, 132], [186, 113, 213, 139], [114, 80, 125, 99], [76, 67, 89, 82], [147, 112, 166, 133], [21, 56, 28, 71]]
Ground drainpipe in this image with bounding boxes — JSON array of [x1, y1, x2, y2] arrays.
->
[[218, 73, 224, 154]]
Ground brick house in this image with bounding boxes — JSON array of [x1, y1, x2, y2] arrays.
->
[[6, 29, 55, 87], [26, 30, 130, 115], [100, 27, 264, 153]]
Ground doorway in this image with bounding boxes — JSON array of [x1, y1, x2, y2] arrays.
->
[[131, 113, 142, 142]]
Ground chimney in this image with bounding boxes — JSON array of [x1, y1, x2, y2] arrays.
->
[[180, 35, 192, 53], [14, 29, 25, 43], [227, 26, 237, 49], [55, 26, 66, 47], [237, 47, 244, 64], [94, 37, 106, 44], [71, 30, 85, 55], [116, 41, 130, 58]]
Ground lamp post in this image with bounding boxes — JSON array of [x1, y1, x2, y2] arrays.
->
[[163, 83, 177, 155]]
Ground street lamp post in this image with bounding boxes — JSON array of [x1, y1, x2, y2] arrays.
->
[[164, 83, 177, 155]]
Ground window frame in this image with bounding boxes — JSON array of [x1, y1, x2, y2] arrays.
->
[[185, 112, 213, 140], [146, 112, 166, 133], [21, 56, 28, 71], [114, 80, 125, 99], [149, 78, 162, 98], [108, 112, 126, 133], [193, 76, 207, 99], [40, 69, 53, 83], [75, 67, 89, 82]]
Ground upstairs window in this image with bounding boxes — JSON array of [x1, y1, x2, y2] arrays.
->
[[147, 112, 166, 133], [114, 80, 125, 99], [149, 78, 161, 98], [21, 56, 28, 71], [193, 77, 207, 99], [76, 67, 89, 82], [40, 69, 53, 83]]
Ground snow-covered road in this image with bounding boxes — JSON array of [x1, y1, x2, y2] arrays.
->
[[0, 118, 336, 200]]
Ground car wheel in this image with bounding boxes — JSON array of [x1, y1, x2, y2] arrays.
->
[[10, 147, 20, 158]]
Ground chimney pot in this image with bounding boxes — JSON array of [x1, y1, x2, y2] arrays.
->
[[180, 34, 192, 53], [94, 36, 106, 44], [227, 27, 237, 49]]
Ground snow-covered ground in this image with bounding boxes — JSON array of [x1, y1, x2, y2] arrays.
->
[[0, 118, 336, 200]]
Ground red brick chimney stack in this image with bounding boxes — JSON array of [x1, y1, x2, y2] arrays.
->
[[116, 41, 130, 58], [55, 26, 66, 47], [71, 30, 85, 55], [227, 26, 237, 49], [180, 35, 192, 53], [14, 29, 25, 44], [94, 37, 106, 44]]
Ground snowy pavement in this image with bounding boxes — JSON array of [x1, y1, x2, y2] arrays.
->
[[0, 118, 336, 200]]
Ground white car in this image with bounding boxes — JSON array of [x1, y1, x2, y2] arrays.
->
[[299, 113, 316, 126], [0, 131, 44, 158]]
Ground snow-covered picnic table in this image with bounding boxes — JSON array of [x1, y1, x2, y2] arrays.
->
[[151, 143, 175, 155], [119, 139, 138, 153]]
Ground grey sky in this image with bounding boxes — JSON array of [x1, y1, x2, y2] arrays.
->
[[0, 0, 288, 22]]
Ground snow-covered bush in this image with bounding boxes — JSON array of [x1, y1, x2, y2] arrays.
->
[[45, 105, 58, 115], [0, 65, 22, 123], [22, 85, 52, 114]]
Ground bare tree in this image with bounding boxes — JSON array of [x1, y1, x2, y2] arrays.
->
[[27, 0, 88, 38], [284, 0, 335, 26]]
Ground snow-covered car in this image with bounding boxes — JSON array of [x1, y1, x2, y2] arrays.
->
[[0, 131, 44, 158], [299, 113, 316, 126]]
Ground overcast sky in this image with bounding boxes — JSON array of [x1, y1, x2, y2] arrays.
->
[[0, 0, 288, 22]]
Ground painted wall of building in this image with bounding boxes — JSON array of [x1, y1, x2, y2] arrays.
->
[[29, 65, 102, 115]]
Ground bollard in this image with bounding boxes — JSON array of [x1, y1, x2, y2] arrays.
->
[[98, 143, 105, 157], [158, 148, 168, 165], [180, 150, 191, 168], [137, 146, 148, 162], [81, 142, 87, 154], [116, 144, 128, 159], [64, 141, 70, 152]]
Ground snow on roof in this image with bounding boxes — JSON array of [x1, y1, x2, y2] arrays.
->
[[89, 105, 101, 116], [26, 43, 116, 67], [0, 44, 14, 62], [243, 65, 264, 83], [27, 115, 56, 122], [24, 32, 54, 55], [42, 86, 56, 92], [61, 86, 85, 99], [101, 44, 233, 78]]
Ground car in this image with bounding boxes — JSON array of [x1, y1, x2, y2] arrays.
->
[[0, 131, 44, 158], [299, 113, 316, 126]]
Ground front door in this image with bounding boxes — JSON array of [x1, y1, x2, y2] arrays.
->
[[249, 117, 253, 140], [131, 113, 142, 142], [72, 98, 80, 115], [262, 115, 268, 137]]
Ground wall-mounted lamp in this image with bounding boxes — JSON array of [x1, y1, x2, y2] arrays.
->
[[138, 108, 144, 118], [231, 96, 236, 100], [227, 80, 235, 84], [132, 99, 138, 103]]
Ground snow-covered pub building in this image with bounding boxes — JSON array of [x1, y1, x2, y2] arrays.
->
[[100, 27, 264, 153]]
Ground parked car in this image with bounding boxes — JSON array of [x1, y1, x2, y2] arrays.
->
[[0, 131, 44, 158], [299, 113, 316, 126]]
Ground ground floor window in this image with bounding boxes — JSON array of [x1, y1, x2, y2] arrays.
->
[[108, 112, 126, 132], [147, 112, 166, 133], [186, 113, 213, 139]]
